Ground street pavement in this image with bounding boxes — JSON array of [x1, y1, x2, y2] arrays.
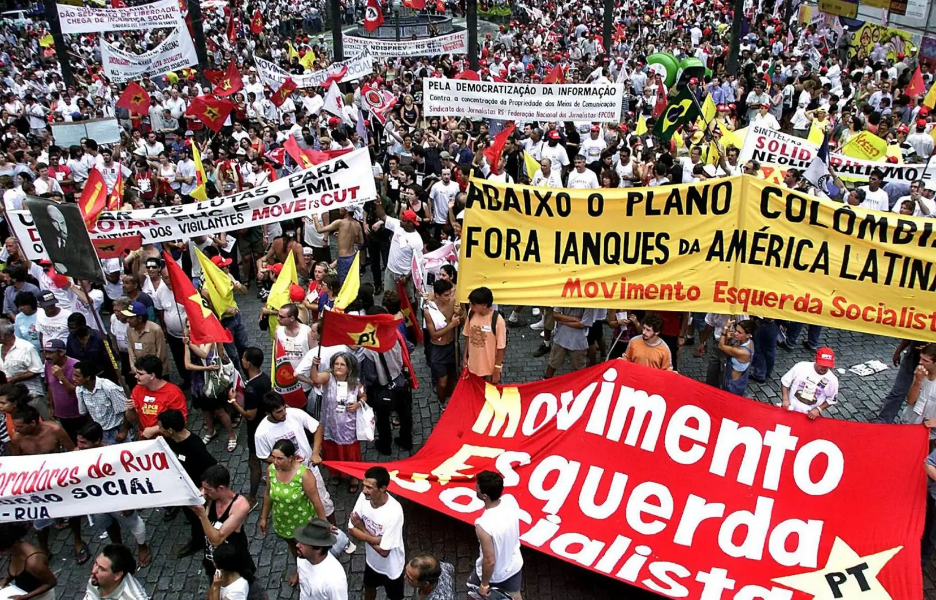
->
[[5, 271, 931, 599]]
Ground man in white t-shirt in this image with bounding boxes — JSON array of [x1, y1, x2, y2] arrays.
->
[[780, 347, 840, 419], [566, 155, 599, 189], [541, 130, 569, 173], [428, 169, 460, 234], [373, 205, 424, 304], [295, 518, 350, 600], [253, 394, 335, 519], [578, 125, 606, 167], [349, 466, 406, 600], [470, 471, 523, 599], [857, 170, 890, 212]]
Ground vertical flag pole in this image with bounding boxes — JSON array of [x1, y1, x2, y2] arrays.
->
[[80, 280, 128, 393], [317, 310, 325, 360]]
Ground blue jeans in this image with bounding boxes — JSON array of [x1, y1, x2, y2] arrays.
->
[[221, 312, 249, 365], [783, 322, 823, 349], [751, 319, 778, 380], [875, 347, 918, 423], [102, 425, 123, 445], [337, 253, 356, 287]]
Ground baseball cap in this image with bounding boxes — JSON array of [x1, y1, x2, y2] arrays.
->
[[815, 347, 835, 368], [590, 124, 600, 132], [122, 301, 147, 318], [439, 151, 453, 160], [42, 338, 65, 351], [924, 180, 936, 192], [145, 258, 162, 269], [401, 209, 420, 224], [289, 284, 306, 302], [269, 263, 284, 275], [302, 246, 314, 255], [37, 290, 57, 307], [548, 130, 561, 140], [211, 255, 233, 267]]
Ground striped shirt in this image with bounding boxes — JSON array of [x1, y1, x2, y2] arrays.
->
[[76, 377, 130, 432]]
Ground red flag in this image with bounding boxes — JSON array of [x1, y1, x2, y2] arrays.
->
[[483, 123, 516, 171], [321, 65, 349, 88], [435, 0, 444, 11], [107, 170, 124, 211], [163, 251, 233, 345], [78, 169, 107, 227], [363, 0, 384, 31], [396, 329, 418, 389], [115, 81, 150, 116], [111, 0, 126, 6], [403, 0, 426, 8], [543, 64, 565, 84], [185, 96, 235, 132], [250, 8, 263, 34], [283, 136, 351, 168], [93, 235, 141, 259], [273, 339, 311, 408], [320, 312, 402, 351], [396, 280, 423, 344], [204, 69, 224, 87], [454, 69, 480, 81], [270, 78, 297, 107], [214, 61, 243, 97], [226, 12, 236, 41], [906, 66, 926, 98]]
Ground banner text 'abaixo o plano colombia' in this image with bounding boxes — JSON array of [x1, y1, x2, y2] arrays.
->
[[328, 363, 926, 600], [457, 175, 936, 341]]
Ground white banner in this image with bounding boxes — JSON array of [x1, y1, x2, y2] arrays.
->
[[254, 51, 373, 90], [11, 148, 378, 261], [422, 79, 625, 121], [738, 125, 936, 183], [343, 31, 467, 58], [101, 28, 198, 84], [56, 0, 184, 33], [0, 439, 201, 522]]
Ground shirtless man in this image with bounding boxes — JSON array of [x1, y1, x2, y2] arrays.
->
[[312, 208, 363, 287], [9, 405, 90, 564], [424, 278, 462, 404], [258, 227, 305, 290]]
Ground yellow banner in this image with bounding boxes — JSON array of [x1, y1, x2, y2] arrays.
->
[[458, 176, 936, 341], [841, 130, 888, 162]]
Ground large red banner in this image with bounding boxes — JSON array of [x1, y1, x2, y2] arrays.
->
[[328, 362, 927, 599]]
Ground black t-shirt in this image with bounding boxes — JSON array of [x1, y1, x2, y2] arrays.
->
[[166, 433, 218, 486], [243, 373, 272, 435]]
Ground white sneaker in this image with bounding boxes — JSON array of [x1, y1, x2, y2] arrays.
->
[[532, 308, 541, 316], [508, 312, 520, 324], [344, 541, 356, 554], [540, 330, 545, 338], [530, 318, 545, 330]]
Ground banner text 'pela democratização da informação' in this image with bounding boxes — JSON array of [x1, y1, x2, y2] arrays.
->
[[457, 175, 936, 341]]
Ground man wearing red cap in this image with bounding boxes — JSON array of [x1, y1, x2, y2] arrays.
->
[[373, 202, 423, 304], [541, 128, 569, 173], [907, 119, 935, 159], [780, 348, 840, 420]]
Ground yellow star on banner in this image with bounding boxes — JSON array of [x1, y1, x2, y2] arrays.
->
[[204, 107, 219, 120], [189, 293, 213, 319], [348, 321, 380, 348], [221, 78, 232, 90], [771, 537, 902, 600]]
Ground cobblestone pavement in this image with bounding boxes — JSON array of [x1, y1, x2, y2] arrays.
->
[[5, 269, 932, 599]]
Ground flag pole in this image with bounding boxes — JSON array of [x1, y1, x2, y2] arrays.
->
[[317, 310, 325, 360], [79, 279, 129, 394]]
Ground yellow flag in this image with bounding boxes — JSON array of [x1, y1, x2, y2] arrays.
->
[[718, 125, 746, 152], [334, 253, 360, 311], [523, 151, 541, 178], [807, 120, 826, 145], [287, 41, 299, 61], [300, 50, 316, 70], [707, 141, 720, 165], [195, 248, 235, 317], [190, 142, 208, 201], [924, 81, 936, 109], [886, 144, 903, 164], [39, 33, 54, 48], [700, 95, 717, 124], [841, 130, 887, 162], [265, 251, 298, 339], [636, 115, 648, 136]]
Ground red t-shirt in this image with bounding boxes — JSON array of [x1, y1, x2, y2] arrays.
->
[[132, 382, 187, 433]]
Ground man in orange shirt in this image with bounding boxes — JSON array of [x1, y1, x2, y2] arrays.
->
[[128, 355, 187, 439], [622, 315, 674, 371], [462, 287, 507, 384]]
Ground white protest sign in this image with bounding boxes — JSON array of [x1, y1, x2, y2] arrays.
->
[[101, 27, 198, 84], [56, 0, 184, 33], [343, 30, 467, 58], [738, 125, 936, 183], [422, 78, 625, 121], [0, 438, 201, 522], [11, 148, 378, 261], [254, 51, 373, 90]]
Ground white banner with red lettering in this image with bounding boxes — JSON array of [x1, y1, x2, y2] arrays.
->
[[0, 439, 201, 522], [56, 0, 185, 34], [253, 51, 373, 90], [101, 27, 198, 84], [10, 148, 377, 261], [342, 30, 467, 57]]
